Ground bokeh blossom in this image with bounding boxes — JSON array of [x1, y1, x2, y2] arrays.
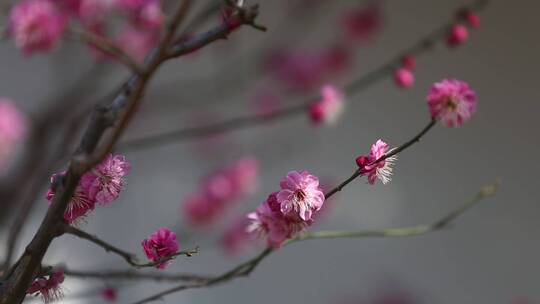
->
[[183, 157, 259, 226], [0, 98, 27, 170], [102, 287, 118, 302], [116, 25, 159, 62], [27, 269, 65, 303], [9, 0, 66, 55], [393, 68, 414, 89], [356, 139, 397, 185], [427, 79, 477, 127], [141, 227, 179, 269], [342, 0, 383, 44], [446, 24, 468, 47], [309, 84, 345, 125]]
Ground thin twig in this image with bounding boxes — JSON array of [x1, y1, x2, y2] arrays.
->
[[63, 268, 210, 282], [62, 225, 198, 268], [66, 28, 144, 75], [131, 180, 499, 304]]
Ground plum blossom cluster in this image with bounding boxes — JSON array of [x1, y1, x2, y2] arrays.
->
[[247, 170, 325, 248], [356, 139, 397, 185], [26, 269, 65, 303], [394, 55, 416, 89], [46, 154, 130, 224], [183, 157, 259, 226], [8, 0, 165, 59], [427, 79, 477, 127], [0, 98, 27, 170], [141, 227, 179, 269], [309, 84, 345, 125]]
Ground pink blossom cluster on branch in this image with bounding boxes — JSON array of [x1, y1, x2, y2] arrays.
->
[[26, 270, 64, 303], [46, 154, 130, 224], [141, 227, 179, 269]]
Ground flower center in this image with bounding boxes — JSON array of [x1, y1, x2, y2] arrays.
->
[[446, 98, 457, 111], [294, 189, 306, 201]]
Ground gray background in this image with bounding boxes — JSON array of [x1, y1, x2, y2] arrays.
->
[[1, 0, 539, 303]]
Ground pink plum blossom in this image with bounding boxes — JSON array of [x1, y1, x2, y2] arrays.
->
[[9, 0, 66, 55], [27, 269, 65, 303], [102, 287, 118, 302], [0, 98, 27, 169], [141, 227, 179, 269], [393, 68, 414, 89], [356, 139, 397, 185], [117, 0, 148, 11], [247, 192, 309, 248], [427, 79, 477, 127], [309, 84, 345, 125], [80, 154, 131, 205], [446, 24, 468, 47], [277, 170, 325, 221], [458, 9, 480, 28], [46, 172, 96, 225], [183, 192, 220, 225]]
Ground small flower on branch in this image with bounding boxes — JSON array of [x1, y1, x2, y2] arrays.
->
[[27, 269, 65, 303], [141, 227, 179, 269], [356, 139, 397, 185]]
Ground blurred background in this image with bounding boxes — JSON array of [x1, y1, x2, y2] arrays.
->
[[1, 0, 539, 303]]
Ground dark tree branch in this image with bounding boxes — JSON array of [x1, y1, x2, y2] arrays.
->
[[0, 2, 261, 302]]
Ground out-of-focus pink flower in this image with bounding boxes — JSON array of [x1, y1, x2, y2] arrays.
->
[[46, 172, 96, 224], [446, 24, 468, 47], [183, 157, 259, 226], [9, 0, 66, 55], [247, 192, 309, 248], [101, 287, 117, 302], [265, 45, 350, 91], [400, 55, 416, 70], [220, 217, 253, 255], [427, 79, 477, 127], [356, 139, 397, 185], [141, 227, 179, 269], [277, 171, 325, 221], [393, 68, 414, 89], [458, 9, 480, 29], [80, 154, 130, 205], [27, 270, 65, 303], [251, 89, 281, 117], [342, 1, 383, 43], [116, 25, 158, 62], [0, 98, 27, 169], [309, 84, 345, 125], [51, 0, 81, 15], [117, 0, 147, 11], [131, 0, 164, 31], [78, 0, 115, 25]]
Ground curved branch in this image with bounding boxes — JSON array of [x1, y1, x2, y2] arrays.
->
[[131, 180, 499, 304]]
